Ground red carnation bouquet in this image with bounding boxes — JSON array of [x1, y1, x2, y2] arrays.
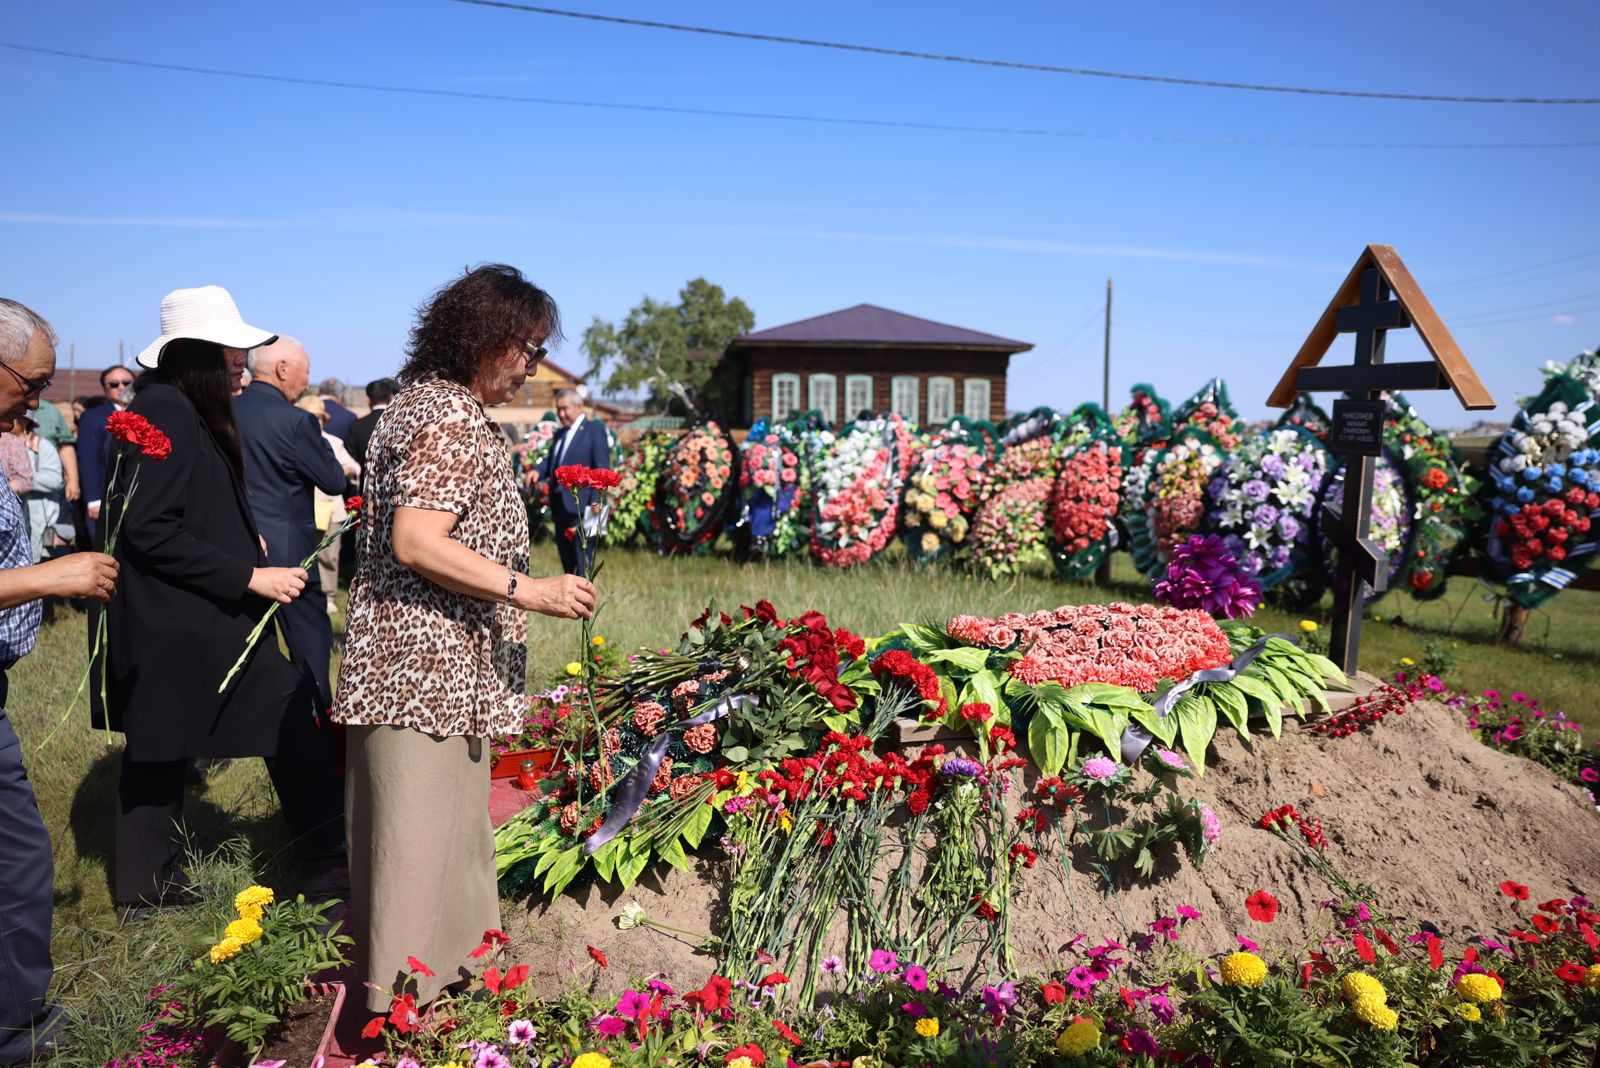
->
[[218, 493, 366, 694], [553, 463, 624, 780], [44, 412, 173, 747]]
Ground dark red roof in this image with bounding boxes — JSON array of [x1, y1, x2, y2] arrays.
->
[[734, 304, 1031, 352]]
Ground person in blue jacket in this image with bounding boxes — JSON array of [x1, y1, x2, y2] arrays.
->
[[76, 364, 137, 543], [234, 337, 351, 709], [539, 387, 609, 575]]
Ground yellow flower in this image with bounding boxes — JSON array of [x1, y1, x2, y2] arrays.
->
[[1340, 972, 1387, 1006], [208, 936, 244, 964], [1350, 993, 1395, 1029], [237, 903, 263, 922], [1056, 1019, 1101, 1056], [1455, 1002, 1482, 1022], [234, 885, 274, 914], [591, 635, 606, 647], [778, 811, 793, 834], [728, 1059, 755, 1068], [1457, 973, 1502, 1004], [1219, 951, 1268, 987], [565, 661, 583, 676], [1585, 964, 1600, 990], [571, 1055, 612, 1068], [920, 532, 941, 554], [929, 510, 949, 530], [1399, 657, 1415, 667], [1299, 619, 1319, 633], [915, 1016, 940, 1038], [355, 1062, 380, 1068], [224, 917, 263, 945]]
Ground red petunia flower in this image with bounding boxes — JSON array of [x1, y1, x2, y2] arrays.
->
[[1373, 927, 1400, 954], [360, 1016, 386, 1039], [1531, 914, 1560, 934], [758, 972, 790, 987], [1426, 935, 1444, 970], [683, 974, 732, 1013], [587, 945, 608, 968], [1499, 880, 1531, 902], [1555, 961, 1588, 986], [388, 992, 418, 1034], [1245, 890, 1280, 923], [771, 1019, 802, 1045], [405, 955, 435, 977], [1353, 933, 1376, 964], [725, 1044, 766, 1067], [1041, 981, 1067, 1004]]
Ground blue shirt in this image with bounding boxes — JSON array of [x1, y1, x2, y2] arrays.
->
[[0, 486, 41, 664]]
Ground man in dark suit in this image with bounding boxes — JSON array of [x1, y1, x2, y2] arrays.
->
[[235, 338, 349, 709], [77, 364, 137, 544], [316, 378, 356, 440], [540, 387, 610, 575], [344, 376, 399, 471]]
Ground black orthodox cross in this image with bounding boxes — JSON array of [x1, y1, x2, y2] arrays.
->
[[1267, 245, 1493, 677]]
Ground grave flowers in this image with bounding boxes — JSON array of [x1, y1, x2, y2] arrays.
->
[[737, 423, 810, 559], [968, 433, 1058, 578], [900, 434, 987, 565], [510, 419, 559, 541], [1124, 431, 1228, 578], [810, 414, 911, 567], [1384, 395, 1481, 599], [1314, 450, 1413, 604], [1049, 437, 1125, 581], [604, 429, 673, 548], [656, 418, 738, 553], [1202, 426, 1331, 590]]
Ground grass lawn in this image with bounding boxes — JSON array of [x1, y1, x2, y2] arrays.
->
[[6, 544, 1595, 1057]]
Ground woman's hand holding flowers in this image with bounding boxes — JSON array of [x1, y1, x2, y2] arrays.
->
[[517, 573, 597, 620]]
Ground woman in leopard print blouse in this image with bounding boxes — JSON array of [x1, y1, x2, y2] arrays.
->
[[331, 264, 596, 1013]]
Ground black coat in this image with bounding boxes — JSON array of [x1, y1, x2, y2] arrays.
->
[[93, 384, 306, 761], [344, 405, 386, 471]]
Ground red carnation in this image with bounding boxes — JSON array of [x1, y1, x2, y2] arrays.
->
[[344, 494, 363, 513], [1245, 889, 1280, 923]]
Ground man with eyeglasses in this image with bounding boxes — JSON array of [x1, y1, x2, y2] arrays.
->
[[76, 364, 137, 544], [0, 298, 121, 1065], [539, 383, 610, 576]]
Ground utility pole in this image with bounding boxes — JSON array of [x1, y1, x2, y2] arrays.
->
[[1101, 277, 1113, 412], [118, 339, 125, 366], [1094, 277, 1115, 589]]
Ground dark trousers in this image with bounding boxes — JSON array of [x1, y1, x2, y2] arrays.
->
[[114, 702, 346, 904], [279, 577, 333, 711], [0, 703, 63, 1062], [553, 513, 591, 577]]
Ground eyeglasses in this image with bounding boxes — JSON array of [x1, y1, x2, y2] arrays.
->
[[105, 378, 135, 390], [522, 340, 548, 366], [0, 360, 53, 398]]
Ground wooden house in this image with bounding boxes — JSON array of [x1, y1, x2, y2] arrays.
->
[[719, 304, 1031, 428]]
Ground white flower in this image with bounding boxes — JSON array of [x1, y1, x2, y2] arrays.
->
[[618, 902, 647, 930]]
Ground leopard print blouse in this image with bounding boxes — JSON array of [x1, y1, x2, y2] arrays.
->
[[331, 376, 529, 738]]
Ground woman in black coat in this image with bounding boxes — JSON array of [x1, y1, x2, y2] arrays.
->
[[97, 331, 345, 911]]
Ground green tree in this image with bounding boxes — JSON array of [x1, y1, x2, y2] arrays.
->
[[581, 278, 755, 416]]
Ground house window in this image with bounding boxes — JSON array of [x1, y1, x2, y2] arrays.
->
[[772, 373, 800, 422], [963, 378, 992, 422], [808, 373, 837, 425], [845, 374, 873, 420], [927, 376, 955, 425], [890, 375, 920, 424]]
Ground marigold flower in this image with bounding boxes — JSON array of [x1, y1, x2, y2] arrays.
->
[[1299, 619, 1319, 633], [1352, 998, 1398, 1031], [208, 936, 244, 964], [1056, 1019, 1102, 1056], [1219, 951, 1268, 987], [224, 917, 263, 945], [1457, 973, 1502, 1003], [915, 1016, 940, 1038], [1455, 1002, 1481, 1022], [1583, 964, 1600, 990], [571, 1054, 612, 1068], [234, 885, 274, 913], [1340, 972, 1386, 1005]]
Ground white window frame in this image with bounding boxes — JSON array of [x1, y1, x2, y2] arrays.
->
[[845, 374, 873, 420], [963, 377, 992, 422], [771, 372, 801, 422], [926, 376, 955, 425], [808, 373, 838, 426], [890, 375, 920, 424]]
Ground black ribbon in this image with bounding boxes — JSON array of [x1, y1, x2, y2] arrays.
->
[[1119, 634, 1284, 765], [581, 694, 760, 855]]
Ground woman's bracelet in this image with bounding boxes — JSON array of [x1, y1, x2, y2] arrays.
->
[[506, 568, 519, 606]]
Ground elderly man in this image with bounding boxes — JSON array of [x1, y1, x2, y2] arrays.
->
[[539, 387, 610, 575], [0, 298, 120, 1065], [76, 363, 137, 542], [234, 337, 349, 710], [316, 377, 356, 440]]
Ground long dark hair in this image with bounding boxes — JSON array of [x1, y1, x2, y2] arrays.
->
[[136, 338, 245, 479], [400, 263, 562, 387]]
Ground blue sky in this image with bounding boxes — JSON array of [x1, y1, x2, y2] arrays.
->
[[3, 1, 1597, 426]]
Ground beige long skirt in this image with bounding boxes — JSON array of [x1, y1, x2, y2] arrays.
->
[[345, 724, 499, 1012]]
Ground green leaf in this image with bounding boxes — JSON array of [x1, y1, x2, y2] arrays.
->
[[593, 840, 619, 883], [680, 802, 715, 849], [1063, 682, 1150, 712], [722, 745, 749, 763], [964, 670, 1006, 719], [1175, 694, 1218, 774], [1027, 706, 1071, 776], [923, 646, 992, 673], [1086, 706, 1129, 759], [1128, 703, 1178, 746], [1211, 683, 1250, 735], [616, 845, 650, 888], [897, 623, 949, 654], [659, 839, 689, 872]]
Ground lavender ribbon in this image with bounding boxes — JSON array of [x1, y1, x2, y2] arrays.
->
[[581, 694, 760, 855], [1119, 635, 1280, 765]]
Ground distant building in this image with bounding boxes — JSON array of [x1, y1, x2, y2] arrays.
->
[[719, 304, 1032, 428]]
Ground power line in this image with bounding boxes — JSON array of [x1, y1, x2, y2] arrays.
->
[[454, 0, 1600, 106], [5, 41, 1598, 151]]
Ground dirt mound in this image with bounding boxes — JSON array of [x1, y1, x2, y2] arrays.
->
[[502, 674, 1600, 992]]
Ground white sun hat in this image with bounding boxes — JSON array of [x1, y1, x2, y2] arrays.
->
[[136, 285, 277, 369]]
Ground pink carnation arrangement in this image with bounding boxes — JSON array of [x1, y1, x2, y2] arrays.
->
[[947, 602, 1233, 693], [811, 416, 913, 568]]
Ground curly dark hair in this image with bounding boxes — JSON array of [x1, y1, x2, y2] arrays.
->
[[399, 264, 562, 386]]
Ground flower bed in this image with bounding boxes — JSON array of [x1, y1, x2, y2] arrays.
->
[[655, 419, 739, 553], [810, 415, 911, 568]]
